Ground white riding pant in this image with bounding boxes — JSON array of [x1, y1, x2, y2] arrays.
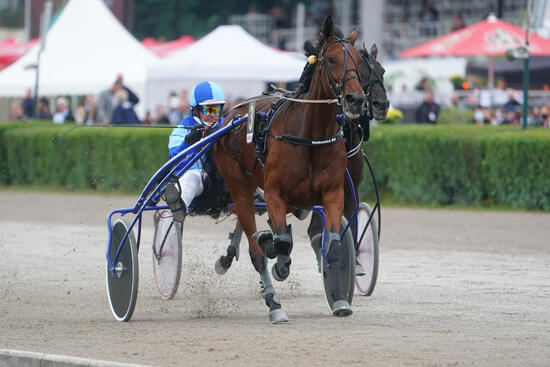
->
[[178, 169, 207, 210]]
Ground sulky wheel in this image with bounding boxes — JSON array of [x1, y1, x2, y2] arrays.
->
[[355, 202, 379, 296], [106, 217, 139, 322], [152, 210, 183, 300], [322, 216, 355, 312]]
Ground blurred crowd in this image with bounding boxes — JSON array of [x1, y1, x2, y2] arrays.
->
[[7, 73, 248, 126], [390, 77, 550, 127]]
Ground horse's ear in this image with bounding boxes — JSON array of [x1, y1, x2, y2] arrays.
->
[[346, 30, 358, 46], [322, 15, 334, 40], [370, 44, 379, 59]]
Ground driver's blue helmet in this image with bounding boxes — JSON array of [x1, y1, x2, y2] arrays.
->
[[189, 81, 226, 109]]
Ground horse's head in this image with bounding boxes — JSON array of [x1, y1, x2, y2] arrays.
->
[[316, 16, 365, 120], [360, 44, 389, 121]]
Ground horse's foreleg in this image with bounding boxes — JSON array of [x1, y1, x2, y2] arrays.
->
[[253, 253, 289, 324], [322, 188, 352, 316], [264, 191, 293, 282], [229, 183, 288, 323]]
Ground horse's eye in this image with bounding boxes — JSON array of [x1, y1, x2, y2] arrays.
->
[[327, 56, 336, 64]]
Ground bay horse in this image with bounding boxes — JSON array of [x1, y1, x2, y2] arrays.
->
[[305, 43, 389, 275], [213, 16, 365, 323]]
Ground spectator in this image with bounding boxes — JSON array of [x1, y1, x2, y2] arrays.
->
[[155, 105, 170, 124], [473, 105, 492, 125], [541, 106, 549, 127], [179, 90, 190, 114], [74, 99, 87, 125], [391, 84, 417, 108], [502, 90, 521, 125], [419, 0, 439, 22], [419, 0, 439, 36], [111, 89, 141, 125], [21, 89, 34, 119], [83, 94, 99, 124], [37, 97, 52, 120], [415, 77, 432, 91], [415, 90, 440, 124], [167, 91, 182, 124], [9, 101, 24, 121], [451, 12, 466, 32], [274, 31, 286, 51], [97, 74, 139, 124], [115, 73, 139, 106], [52, 97, 74, 124], [143, 110, 152, 125], [97, 82, 121, 124]]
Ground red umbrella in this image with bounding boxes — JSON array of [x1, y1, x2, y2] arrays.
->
[[400, 15, 550, 57], [0, 37, 39, 70], [399, 15, 550, 87], [141, 35, 195, 58]]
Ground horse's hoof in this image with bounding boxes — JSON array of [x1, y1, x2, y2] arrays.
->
[[271, 263, 289, 282], [332, 300, 353, 317], [214, 257, 228, 275], [270, 309, 289, 324]]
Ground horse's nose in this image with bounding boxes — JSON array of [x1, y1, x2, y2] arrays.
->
[[373, 99, 389, 110], [344, 93, 365, 108]]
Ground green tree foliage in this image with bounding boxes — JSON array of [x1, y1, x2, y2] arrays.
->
[[134, 0, 249, 40], [133, 0, 317, 40]]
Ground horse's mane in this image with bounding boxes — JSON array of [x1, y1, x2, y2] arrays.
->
[[296, 27, 348, 96]]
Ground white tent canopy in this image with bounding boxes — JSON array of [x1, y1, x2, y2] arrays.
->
[[0, 0, 158, 116], [145, 25, 305, 113], [384, 57, 467, 93]]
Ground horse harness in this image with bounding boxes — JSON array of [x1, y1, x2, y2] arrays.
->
[[235, 36, 371, 174], [361, 51, 386, 121]]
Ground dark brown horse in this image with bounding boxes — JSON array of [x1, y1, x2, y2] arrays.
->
[[306, 43, 389, 276], [213, 16, 365, 323]]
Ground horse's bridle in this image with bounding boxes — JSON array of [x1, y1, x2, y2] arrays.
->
[[342, 51, 386, 158], [318, 37, 364, 106], [361, 51, 386, 121]]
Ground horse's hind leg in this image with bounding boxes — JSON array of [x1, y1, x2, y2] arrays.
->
[[214, 222, 242, 275], [307, 211, 324, 273]]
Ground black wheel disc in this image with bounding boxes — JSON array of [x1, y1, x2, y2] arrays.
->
[[322, 216, 355, 311], [152, 210, 183, 300], [106, 217, 139, 322]]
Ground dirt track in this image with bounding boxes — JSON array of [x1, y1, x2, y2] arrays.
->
[[0, 189, 549, 366]]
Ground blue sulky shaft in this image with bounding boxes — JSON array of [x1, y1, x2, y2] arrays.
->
[[106, 115, 249, 272]]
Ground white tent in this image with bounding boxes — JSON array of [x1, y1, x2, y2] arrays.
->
[[0, 0, 158, 116], [145, 25, 305, 113], [384, 57, 467, 94]]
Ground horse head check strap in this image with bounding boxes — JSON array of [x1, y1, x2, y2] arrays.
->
[[362, 51, 386, 120], [319, 37, 363, 105]]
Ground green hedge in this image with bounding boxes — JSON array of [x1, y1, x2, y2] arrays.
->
[[364, 125, 550, 210], [1, 122, 169, 191], [1, 122, 549, 210]]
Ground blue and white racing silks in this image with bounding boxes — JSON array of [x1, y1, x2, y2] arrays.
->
[[168, 115, 224, 170]]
